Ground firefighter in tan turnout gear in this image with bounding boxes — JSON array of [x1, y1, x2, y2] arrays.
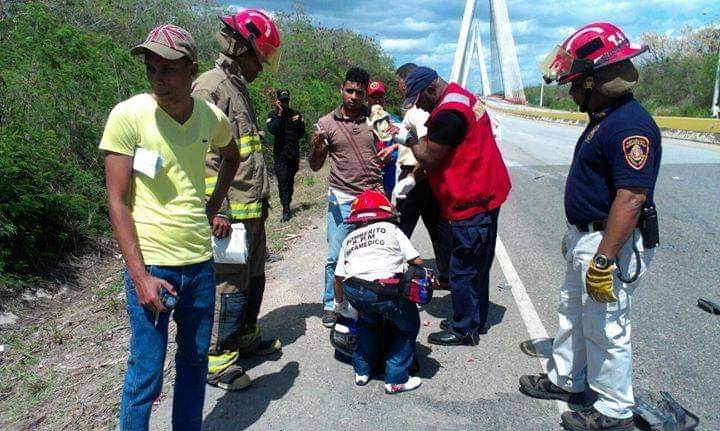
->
[[192, 9, 282, 391]]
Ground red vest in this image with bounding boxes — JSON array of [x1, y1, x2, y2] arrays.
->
[[427, 83, 511, 221]]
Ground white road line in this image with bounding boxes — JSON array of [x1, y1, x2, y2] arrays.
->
[[495, 235, 567, 415]]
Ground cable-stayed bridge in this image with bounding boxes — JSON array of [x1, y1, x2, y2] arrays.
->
[[450, 0, 526, 104]]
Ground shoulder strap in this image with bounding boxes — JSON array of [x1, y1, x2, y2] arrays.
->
[[335, 121, 372, 177]]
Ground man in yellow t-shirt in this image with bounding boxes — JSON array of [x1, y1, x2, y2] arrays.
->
[[99, 25, 239, 431]]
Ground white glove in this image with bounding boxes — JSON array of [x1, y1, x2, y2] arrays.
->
[[402, 108, 429, 140], [393, 126, 410, 146], [333, 299, 358, 320], [392, 175, 416, 202]]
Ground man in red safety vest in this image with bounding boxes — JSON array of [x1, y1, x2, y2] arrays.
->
[[400, 66, 511, 346]]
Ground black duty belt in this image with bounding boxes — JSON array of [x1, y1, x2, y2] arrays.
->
[[574, 219, 643, 233], [574, 221, 607, 232]]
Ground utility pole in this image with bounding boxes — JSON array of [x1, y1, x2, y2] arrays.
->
[[713, 43, 720, 118], [703, 11, 719, 118]]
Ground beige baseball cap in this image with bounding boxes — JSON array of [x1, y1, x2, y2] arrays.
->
[[131, 24, 198, 62]]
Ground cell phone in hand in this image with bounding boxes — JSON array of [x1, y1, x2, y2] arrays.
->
[[314, 123, 330, 147]]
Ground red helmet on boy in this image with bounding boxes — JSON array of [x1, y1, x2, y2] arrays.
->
[[347, 190, 396, 224], [540, 22, 647, 85]]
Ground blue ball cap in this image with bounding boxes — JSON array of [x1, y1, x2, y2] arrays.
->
[[403, 66, 438, 108]]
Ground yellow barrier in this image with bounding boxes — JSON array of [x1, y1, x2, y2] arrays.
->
[[654, 116, 720, 134], [491, 104, 720, 134]]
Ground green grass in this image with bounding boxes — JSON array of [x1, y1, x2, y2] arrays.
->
[[0, 324, 52, 422]]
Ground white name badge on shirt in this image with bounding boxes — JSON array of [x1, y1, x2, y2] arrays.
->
[[212, 223, 247, 264], [133, 148, 163, 179]]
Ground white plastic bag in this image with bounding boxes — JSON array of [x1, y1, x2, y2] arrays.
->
[[212, 223, 247, 264]]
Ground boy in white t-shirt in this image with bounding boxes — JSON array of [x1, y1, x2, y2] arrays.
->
[[333, 190, 423, 394]]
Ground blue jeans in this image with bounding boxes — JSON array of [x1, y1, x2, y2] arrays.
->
[[343, 280, 420, 384], [449, 209, 499, 338], [119, 260, 216, 431], [324, 192, 355, 310]]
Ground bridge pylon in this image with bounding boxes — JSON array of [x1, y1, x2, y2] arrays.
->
[[450, 0, 526, 104]]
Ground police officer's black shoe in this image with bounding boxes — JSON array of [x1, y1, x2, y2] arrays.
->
[[561, 406, 634, 431], [427, 330, 479, 346], [518, 373, 585, 404], [281, 209, 292, 222]]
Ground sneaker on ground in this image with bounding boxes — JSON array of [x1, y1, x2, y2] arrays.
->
[[355, 374, 369, 386], [208, 366, 251, 391], [385, 376, 422, 394], [322, 310, 337, 328], [561, 406, 634, 431], [518, 373, 584, 404]]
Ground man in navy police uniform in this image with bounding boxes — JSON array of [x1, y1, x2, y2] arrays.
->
[[519, 22, 662, 431]]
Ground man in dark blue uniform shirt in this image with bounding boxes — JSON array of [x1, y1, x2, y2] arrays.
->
[[267, 89, 305, 222], [519, 23, 662, 431]]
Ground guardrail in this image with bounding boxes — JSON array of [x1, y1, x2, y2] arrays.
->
[[488, 102, 720, 134]]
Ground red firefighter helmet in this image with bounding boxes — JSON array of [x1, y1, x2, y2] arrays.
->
[[540, 22, 647, 85], [220, 9, 281, 71], [346, 190, 396, 224]]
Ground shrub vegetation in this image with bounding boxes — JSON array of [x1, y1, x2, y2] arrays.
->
[[0, 1, 398, 286]]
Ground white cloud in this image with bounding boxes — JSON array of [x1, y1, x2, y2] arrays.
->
[[380, 37, 432, 53], [399, 17, 445, 32], [511, 19, 537, 36]]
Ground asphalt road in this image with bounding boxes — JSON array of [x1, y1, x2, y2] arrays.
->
[[151, 114, 720, 430]]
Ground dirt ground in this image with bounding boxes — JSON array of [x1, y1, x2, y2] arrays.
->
[[0, 164, 328, 430]]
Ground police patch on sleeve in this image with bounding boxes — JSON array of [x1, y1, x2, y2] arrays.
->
[[622, 135, 650, 170]]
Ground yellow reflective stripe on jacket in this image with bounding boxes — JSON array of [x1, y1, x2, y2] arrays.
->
[[239, 135, 262, 157], [229, 201, 262, 220], [205, 176, 217, 196]]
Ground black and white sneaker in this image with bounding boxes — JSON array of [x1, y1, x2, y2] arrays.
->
[[561, 406, 634, 431], [322, 310, 337, 328], [518, 374, 584, 404]]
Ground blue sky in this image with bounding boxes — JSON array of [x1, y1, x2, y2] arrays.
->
[[225, 1, 717, 91]]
